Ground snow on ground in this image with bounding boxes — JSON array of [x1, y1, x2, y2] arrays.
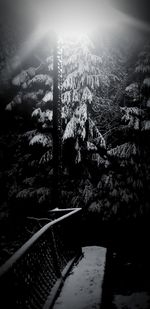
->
[[53, 246, 106, 309]]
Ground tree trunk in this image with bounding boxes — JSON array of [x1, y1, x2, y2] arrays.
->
[[53, 34, 62, 208]]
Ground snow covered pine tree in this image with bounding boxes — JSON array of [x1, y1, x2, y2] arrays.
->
[[5, 33, 106, 208]]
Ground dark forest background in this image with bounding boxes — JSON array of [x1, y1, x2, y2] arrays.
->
[[0, 0, 150, 265]]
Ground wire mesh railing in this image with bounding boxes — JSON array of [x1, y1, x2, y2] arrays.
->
[[0, 208, 82, 309]]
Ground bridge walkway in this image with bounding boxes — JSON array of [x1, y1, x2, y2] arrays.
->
[[53, 246, 106, 309]]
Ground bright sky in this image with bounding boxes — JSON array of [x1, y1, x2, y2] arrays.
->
[[36, 0, 150, 33], [0, 0, 149, 71], [1, 0, 149, 34]]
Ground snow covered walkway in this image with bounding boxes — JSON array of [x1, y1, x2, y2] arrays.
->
[[53, 246, 106, 309]]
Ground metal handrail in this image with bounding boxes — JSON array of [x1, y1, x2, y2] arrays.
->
[[0, 208, 82, 309], [0, 208, 81, 277]]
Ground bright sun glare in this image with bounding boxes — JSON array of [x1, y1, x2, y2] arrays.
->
[[12, 0, 150, 71]]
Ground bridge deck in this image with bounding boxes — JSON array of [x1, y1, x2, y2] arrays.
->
[[53, 246, 106, 309]]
